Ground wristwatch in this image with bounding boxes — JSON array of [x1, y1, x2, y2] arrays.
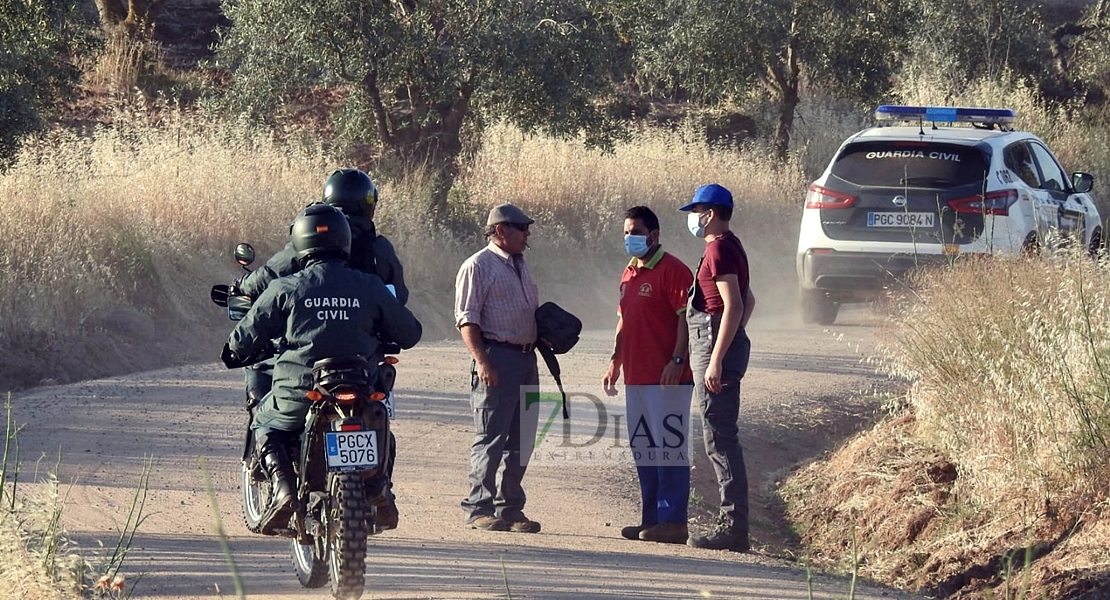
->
[[671, 356, 684, 365]]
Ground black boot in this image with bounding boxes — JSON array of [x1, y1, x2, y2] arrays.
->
[[687, 516, 750, 552], [365, 475, 398, 531], [257, 435, 298, 535]]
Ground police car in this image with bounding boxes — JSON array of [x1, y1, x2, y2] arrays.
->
[[796, 105, 1102, 325]]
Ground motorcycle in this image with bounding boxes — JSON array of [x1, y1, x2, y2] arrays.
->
[[211, 243, 398, 600]]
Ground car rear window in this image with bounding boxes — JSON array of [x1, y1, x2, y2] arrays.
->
[[831, 142, 990, 187]]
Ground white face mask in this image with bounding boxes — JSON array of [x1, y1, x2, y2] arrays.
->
[[687, 212, 707, 238]]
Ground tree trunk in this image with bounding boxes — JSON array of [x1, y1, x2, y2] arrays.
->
[[765, 34, 800, 162], [362, 73, 473, 218], [92, 0, 161, 38]]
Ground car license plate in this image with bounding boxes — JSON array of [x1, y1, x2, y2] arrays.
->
[[325, 430, 379, 472], [383, 392, 395, 420], [867, 212, 935, 227]]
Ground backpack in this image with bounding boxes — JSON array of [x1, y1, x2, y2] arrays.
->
[[534, 302, 582, 418], [535, 302, 581, 354], [348, 224, 379, 276]]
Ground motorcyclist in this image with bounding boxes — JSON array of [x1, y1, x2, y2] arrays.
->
[[234, 168, 410, 528], [222, 203, 422, 535], [237, 168, 410, 404]]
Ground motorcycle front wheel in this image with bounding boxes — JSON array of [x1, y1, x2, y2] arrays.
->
[[291, 536, 328, 589], [326, 471, 369, 599], [240, 448, 269, 534]]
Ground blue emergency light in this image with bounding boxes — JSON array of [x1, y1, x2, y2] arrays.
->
[[875, 105, 1016, 126]]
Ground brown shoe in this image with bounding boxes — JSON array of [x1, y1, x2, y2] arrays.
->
[[506, 517, 541, 534], [468, 516, 510, 531], [638, 522, 688, 544], [620, 525, 646, 540]]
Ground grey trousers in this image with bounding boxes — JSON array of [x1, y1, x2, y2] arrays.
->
[[687, 305, 751, 533], [461, 344, 540, 522]]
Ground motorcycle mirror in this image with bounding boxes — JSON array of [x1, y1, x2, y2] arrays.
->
[[210, 284, 231, 307], [234, 243, 256, 268]]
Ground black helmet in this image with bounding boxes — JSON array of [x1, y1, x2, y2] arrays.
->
[[291, 203, 352, 265], [322, 168, 378, 217]]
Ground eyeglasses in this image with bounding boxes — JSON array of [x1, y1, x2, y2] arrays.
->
[[503, 223, 530, 232]]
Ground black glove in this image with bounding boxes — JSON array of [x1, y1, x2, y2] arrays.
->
[[221, 343, 271, 369], [230, 274, 247, 297]]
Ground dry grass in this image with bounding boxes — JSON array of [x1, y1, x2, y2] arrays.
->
[[1, 478, 87, 600], [784, 252, 1110, 598], [884, 254, 1110, 505], [0, 110, 326, 388]]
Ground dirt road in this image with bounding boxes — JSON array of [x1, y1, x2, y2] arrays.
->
[[10, 306, 920, 599]]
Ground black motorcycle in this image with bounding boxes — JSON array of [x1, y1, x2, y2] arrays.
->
[[211, 243, 397, 600]]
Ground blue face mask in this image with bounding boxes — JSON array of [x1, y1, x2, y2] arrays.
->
[[687, 212, 706, 238], [624, 234, 650, 258]]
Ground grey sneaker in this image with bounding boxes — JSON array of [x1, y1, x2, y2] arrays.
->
[[468, 516, 511, 531]]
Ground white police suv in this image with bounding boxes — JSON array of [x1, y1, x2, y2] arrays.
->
[[797, 105, 1102, 325]]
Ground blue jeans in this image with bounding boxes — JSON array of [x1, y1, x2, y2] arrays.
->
[[687, 305, 750, 533], [461, 345, 539, 522]]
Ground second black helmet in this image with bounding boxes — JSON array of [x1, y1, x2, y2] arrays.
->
[[291, 203, 352, 265], [322, 168, 378, 217]]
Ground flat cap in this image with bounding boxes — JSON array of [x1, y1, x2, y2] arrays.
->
[[487, 203, 535, 226]]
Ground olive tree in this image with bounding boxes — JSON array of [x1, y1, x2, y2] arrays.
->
[[620, 0, 914, 160], [0, 0, 97, 167], [215, 0, 628, 214], [908, 0, 1046, 84]]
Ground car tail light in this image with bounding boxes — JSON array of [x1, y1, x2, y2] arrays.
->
[[805, 184, 856, 209], [948, 190, 1018, 216]]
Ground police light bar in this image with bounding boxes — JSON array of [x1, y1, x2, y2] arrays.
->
[[875, 105, 1016, 125]]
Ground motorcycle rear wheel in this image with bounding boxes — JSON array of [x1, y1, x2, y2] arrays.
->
[[326, 472, 369, 599]]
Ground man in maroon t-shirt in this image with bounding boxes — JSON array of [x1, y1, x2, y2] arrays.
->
[[680, 183, 756, 552], [603, 206, 695, 545]]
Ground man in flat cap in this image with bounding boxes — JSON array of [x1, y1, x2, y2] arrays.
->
[[453, 203, 543, 533]]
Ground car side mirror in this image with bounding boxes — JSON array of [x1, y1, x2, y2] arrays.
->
[[1072, 172, 1094, 194], [234, 243, 256, 268]]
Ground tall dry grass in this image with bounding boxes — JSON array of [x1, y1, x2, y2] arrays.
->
[[0, 110, 326, 387], [880, 253, 1110, 511]]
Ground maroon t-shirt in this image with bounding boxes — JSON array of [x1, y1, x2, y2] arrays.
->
[[693, 231, 750, 315]]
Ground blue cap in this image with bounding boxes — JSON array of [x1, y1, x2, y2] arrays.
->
[[679, 183, 733, 211]]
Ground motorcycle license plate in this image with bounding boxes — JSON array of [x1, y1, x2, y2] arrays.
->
[[383, 392, 395, 420], [325, 430, 379, 471]]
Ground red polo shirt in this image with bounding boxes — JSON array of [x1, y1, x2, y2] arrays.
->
[[618, 248, 694, 385]]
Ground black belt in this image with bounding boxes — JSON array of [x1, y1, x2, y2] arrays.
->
[[484, 338, 535, 353]]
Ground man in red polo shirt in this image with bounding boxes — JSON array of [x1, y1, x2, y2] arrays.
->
[[603, 206, 694, 545]]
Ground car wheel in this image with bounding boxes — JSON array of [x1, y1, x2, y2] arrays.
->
[[800, 288, 839, 325], [1089, 227, 1102, 259], [1021, 232, 1041, 257]]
